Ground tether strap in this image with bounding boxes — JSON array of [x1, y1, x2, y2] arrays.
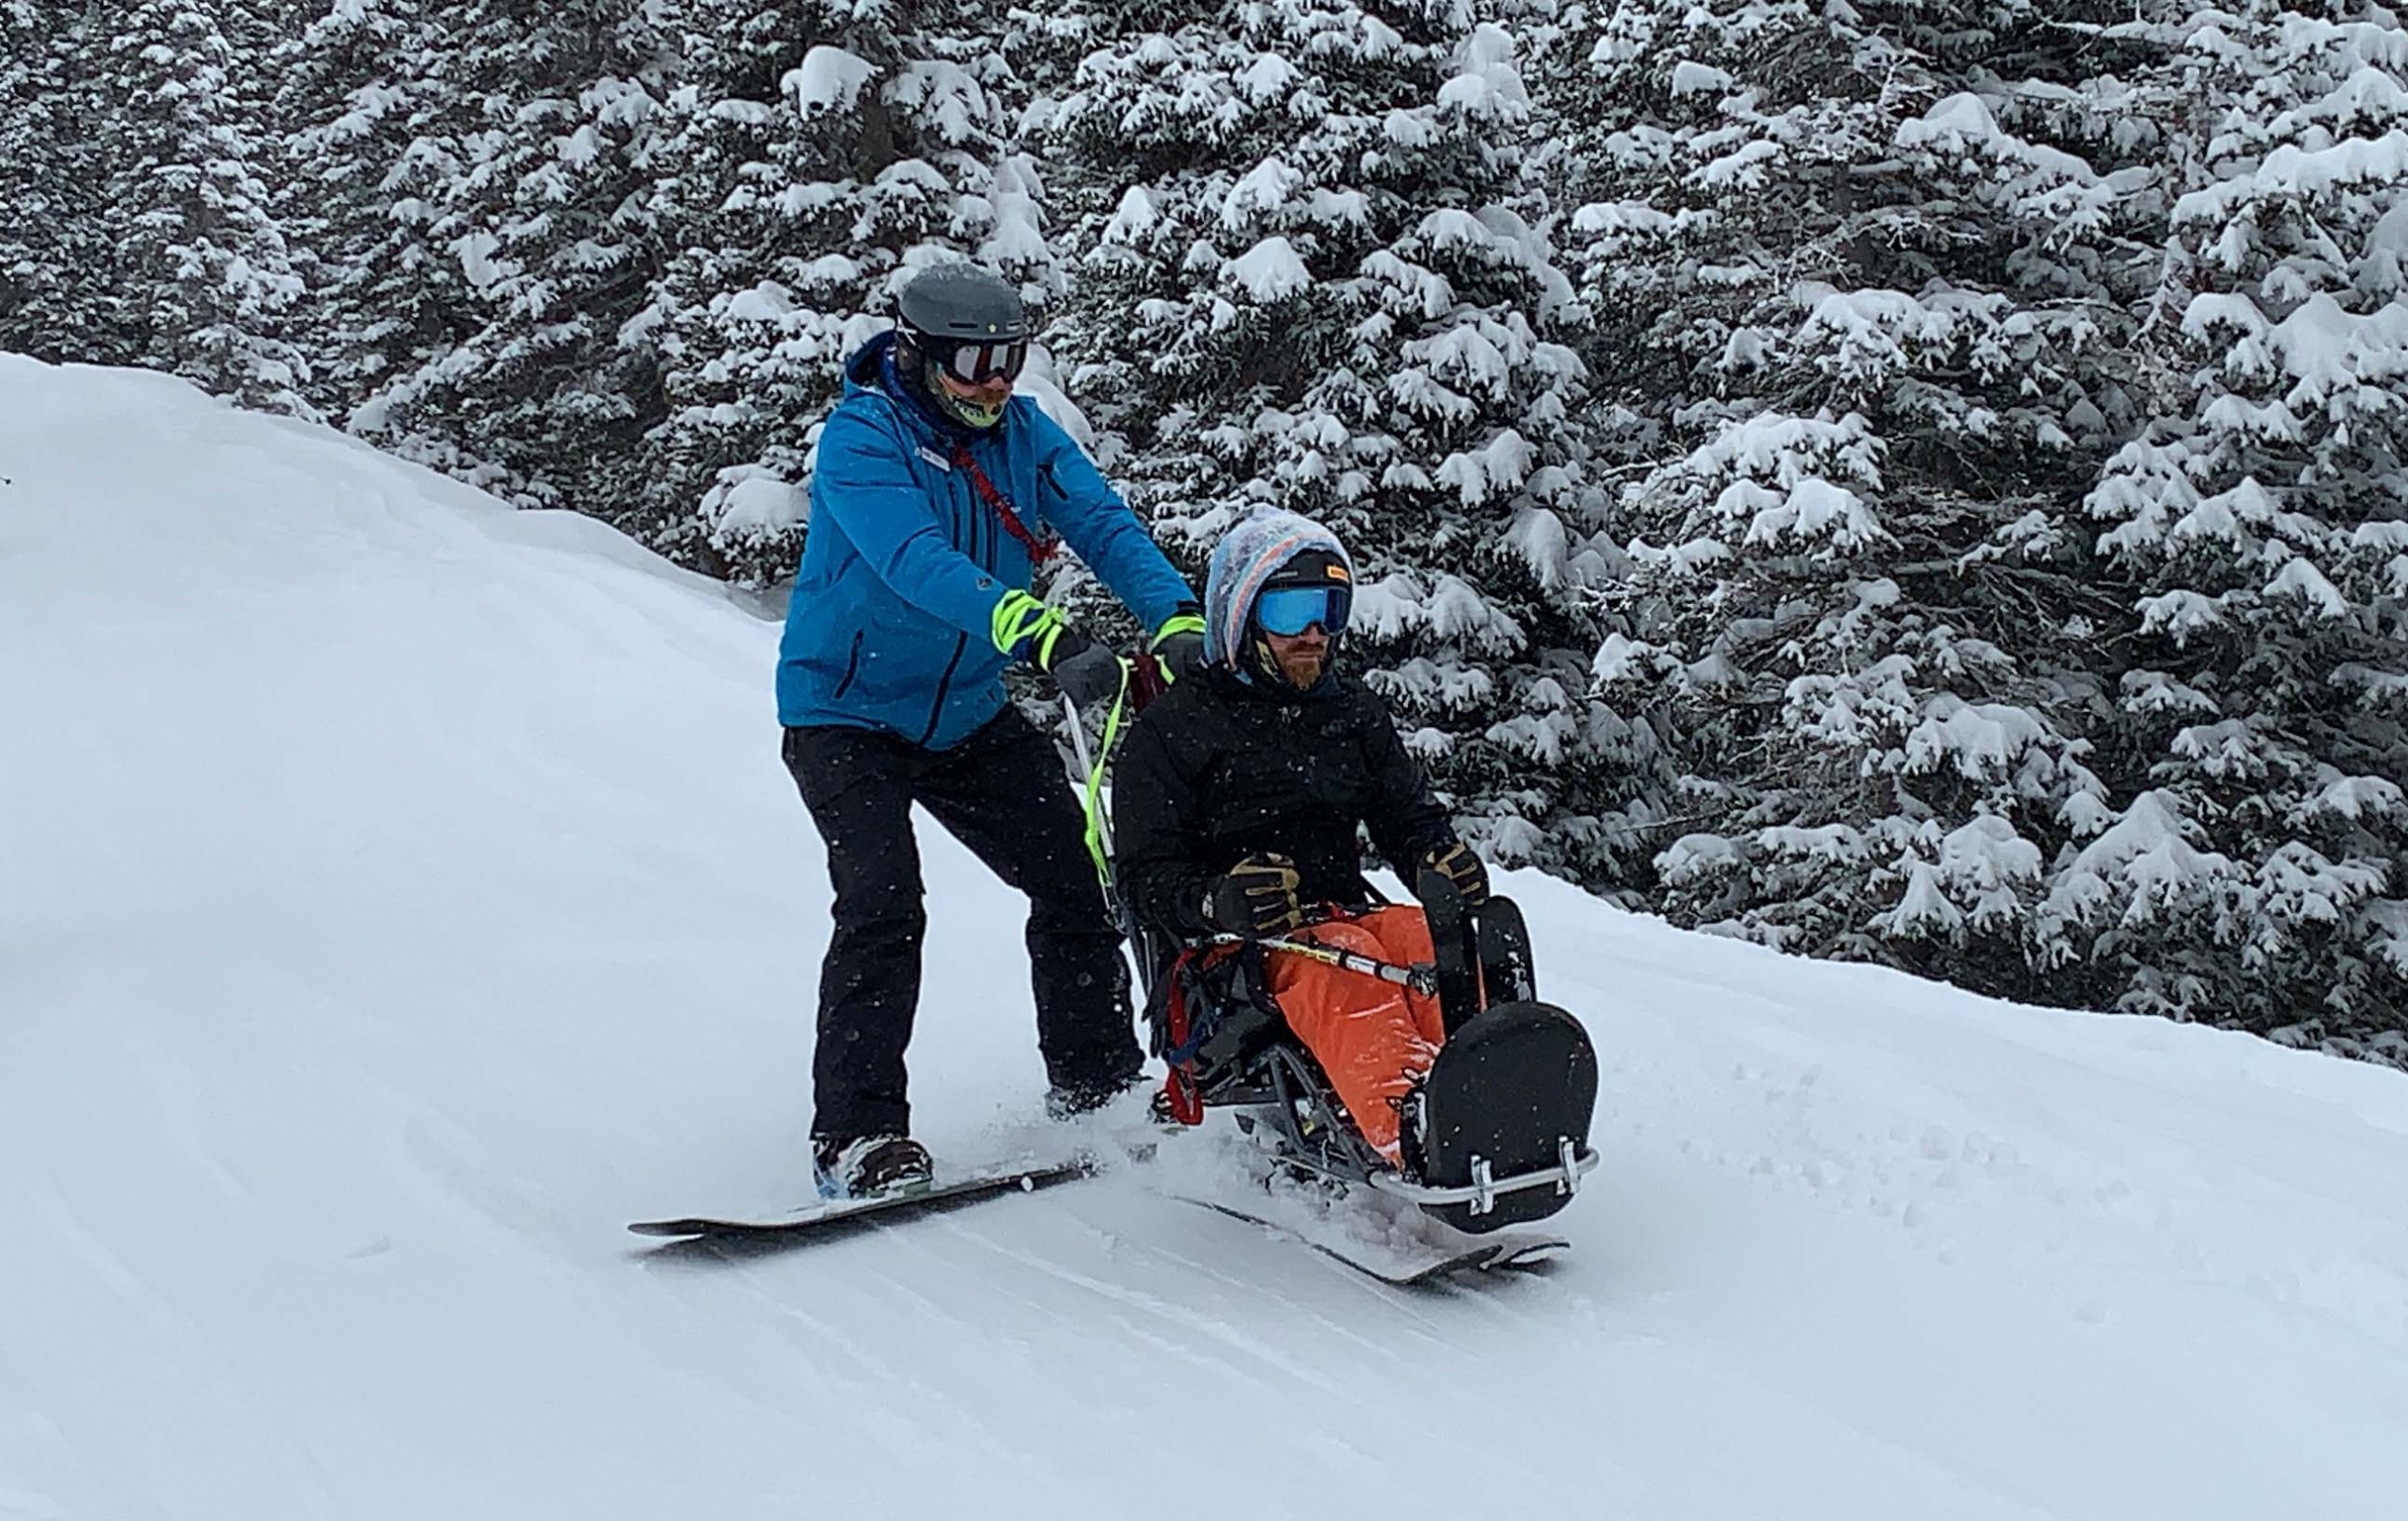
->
[[953, 443, 1056, 566], [1077, 667, 1130, 883]]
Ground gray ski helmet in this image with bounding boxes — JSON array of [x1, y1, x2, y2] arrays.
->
[[894, 263, 1031, 428], [896, 262, 1028, 347]]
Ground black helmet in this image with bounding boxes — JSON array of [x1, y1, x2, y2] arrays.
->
[[895, 263, 1030, 430]]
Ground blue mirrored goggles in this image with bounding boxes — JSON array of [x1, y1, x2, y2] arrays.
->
[[1254, 584, 1352, 638]]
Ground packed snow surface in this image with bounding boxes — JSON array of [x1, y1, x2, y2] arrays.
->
[[7, 356, 2408, 1520]]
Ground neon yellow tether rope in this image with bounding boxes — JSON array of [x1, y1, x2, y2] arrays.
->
[[1077, 660, 1132, 888]]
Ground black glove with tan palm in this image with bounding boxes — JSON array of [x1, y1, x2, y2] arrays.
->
[[1420, 840, 1490, 907], [1204, 853, 1306, 937]]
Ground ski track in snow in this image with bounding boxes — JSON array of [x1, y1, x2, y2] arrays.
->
[[7, 356, 2408, 1520]]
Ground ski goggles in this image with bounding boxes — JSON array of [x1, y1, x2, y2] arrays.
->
[[931, 338, 1029, 387], [1254, 583, 1353, 638]]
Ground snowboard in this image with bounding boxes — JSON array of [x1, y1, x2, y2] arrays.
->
[[1180, 1196, 1566, 1287], [629, 1157, 1095, 1245]]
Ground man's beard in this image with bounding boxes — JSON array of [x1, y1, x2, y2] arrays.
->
[[1273, 643, 1327, 689]]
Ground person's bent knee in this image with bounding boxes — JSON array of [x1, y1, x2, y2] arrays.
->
[[831, 898, 927, 945]]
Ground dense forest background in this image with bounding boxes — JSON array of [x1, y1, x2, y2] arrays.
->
[[6, 0, 2404, 1064]]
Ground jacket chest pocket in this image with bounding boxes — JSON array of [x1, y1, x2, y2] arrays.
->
[[935, 451, 1023, 571]]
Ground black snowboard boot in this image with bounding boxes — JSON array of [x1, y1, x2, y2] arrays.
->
[[1043, 1067, 1153, 1123], [813, 1134, 934, 1200]]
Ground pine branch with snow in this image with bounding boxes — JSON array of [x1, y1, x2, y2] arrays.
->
[[634, 0, 1061, 585], [2075, 2, 2408, 1059], [1027, 0, 1659, 881], [348, 1, 676, 516], [83, 0, 317, 416], [1555, 1, 2161, 990], [271, 0, 471, 423], [0, 5, 138, 364]]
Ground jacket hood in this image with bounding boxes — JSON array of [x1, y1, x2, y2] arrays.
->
[[842, 330, 896, 392], [842, 330, 980, 439], [1202, 510, 1355, 673]]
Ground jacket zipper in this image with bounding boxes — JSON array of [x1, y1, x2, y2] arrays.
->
[[832, 629, 864, 700], [972, 456, 990, 568], [919, 632, 969, 746], [909, 436, 983, 744]]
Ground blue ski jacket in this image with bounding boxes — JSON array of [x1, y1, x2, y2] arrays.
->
[[778, 334, 1196, 750]]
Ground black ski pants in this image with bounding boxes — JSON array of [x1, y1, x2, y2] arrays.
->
[[783, 706, 1141, 1142]]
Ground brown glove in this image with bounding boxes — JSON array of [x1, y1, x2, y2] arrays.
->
[[1420, 841, 1490, 906], [1205, 854, 1306, 936]]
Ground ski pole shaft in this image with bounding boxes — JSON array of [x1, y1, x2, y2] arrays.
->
[[1061, 692, 1099, 785], [1209, 933, 1439, 997]]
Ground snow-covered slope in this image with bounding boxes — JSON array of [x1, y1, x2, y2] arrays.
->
[[6, 356, 2407, 1521]]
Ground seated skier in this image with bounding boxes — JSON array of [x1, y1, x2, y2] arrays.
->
[[1109, 511, 1491, 1165]]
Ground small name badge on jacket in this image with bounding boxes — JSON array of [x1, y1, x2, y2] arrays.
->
[[917, 446, 952, 471]]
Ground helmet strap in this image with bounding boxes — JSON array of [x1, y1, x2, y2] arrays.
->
[[1247, 633, 1283, 687]]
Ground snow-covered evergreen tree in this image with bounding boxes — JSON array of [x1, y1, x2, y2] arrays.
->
[[1557, 1, 2161, 989], [634, 0, 1056, 583], [2065, 2, 2408, 1060], [272, 0, 469, 420], [0, 4, 125, 363], [5, 0, 2401, 1068], [1028, 0, 1652, 881], [85, 0, 315, 412], [357, 1, 672, 509]]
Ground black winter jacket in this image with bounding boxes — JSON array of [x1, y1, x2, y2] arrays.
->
[[1111, 666, 1455, 940]]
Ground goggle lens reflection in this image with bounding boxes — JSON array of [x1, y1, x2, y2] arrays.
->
[[1255, 585, 1351, 637]]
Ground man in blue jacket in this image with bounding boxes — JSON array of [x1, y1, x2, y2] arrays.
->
[[779, 261, 1206, 1199]]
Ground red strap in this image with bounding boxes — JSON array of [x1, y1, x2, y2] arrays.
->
[[1165, 1067, 1202, 1128], [1131, 643, 1172, 712], [1161, 952, 1206, 1127], [952, 442, 1056, 567]]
